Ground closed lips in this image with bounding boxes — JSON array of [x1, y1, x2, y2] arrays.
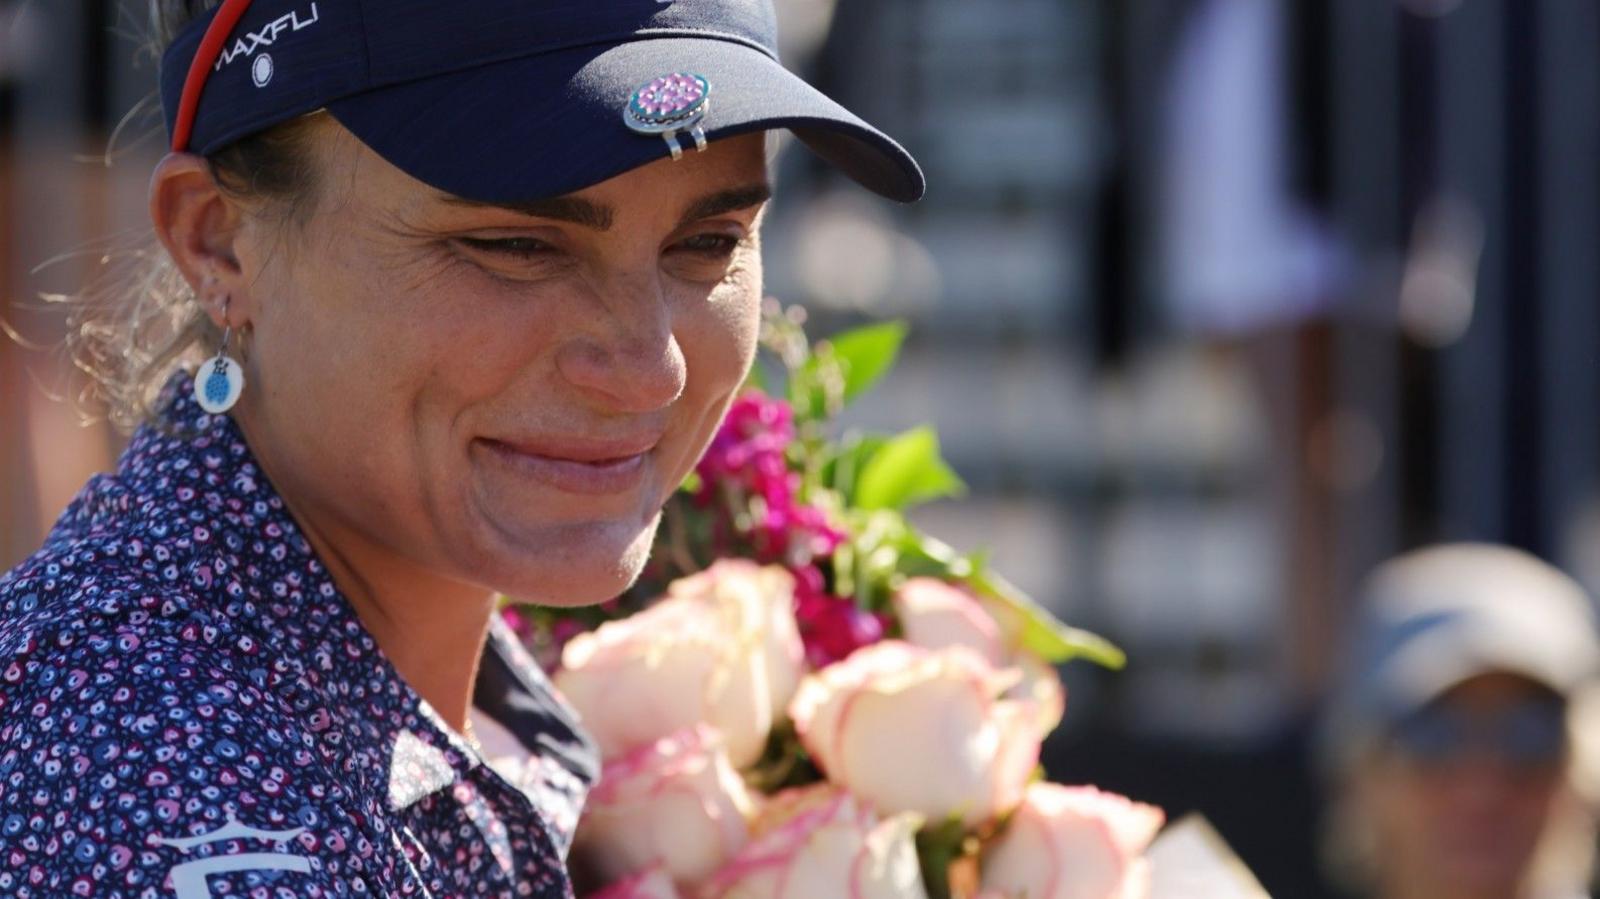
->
[[476, 435, 660, 494], [484, 434, 660, 463]]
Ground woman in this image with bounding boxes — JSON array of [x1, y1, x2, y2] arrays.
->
[[0, 1, 922, 896], [1321, 544, 1600, 899]]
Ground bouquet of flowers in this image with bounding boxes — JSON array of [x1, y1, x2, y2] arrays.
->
[[508, 303, 1165, 899]]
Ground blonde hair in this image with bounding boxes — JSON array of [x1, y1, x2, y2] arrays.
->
[[43, 1, 322, 430]]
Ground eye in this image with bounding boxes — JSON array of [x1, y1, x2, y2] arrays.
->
[[671, 233, 741, 257], [455, 236, 554, 259]]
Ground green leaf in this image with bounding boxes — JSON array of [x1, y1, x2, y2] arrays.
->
[[741, 720, 821, 791], [824, 320, 907, 405], [917, 534, 1126, 669], [678, 470, 703, 494], [972, 569, 1125, 669], [787, 354, 840, 427], [914, 817, 970, 899], [825, 432, 888, 500], [853, 426, 966, 511]]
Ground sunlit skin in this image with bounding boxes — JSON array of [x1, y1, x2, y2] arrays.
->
[[1359, 672, 1571, 899], [149, 117, 769, 732]]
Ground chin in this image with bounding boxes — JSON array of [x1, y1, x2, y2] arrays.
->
[[481, 516, 659, 607]]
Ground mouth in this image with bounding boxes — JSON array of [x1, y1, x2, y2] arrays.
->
[[475, 435, 659, 496]]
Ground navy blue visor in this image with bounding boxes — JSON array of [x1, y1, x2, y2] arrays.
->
[[160, 0, 925, 203]]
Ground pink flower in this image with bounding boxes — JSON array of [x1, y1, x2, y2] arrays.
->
[[980, 784, 1164, 899], [556, 563, 804, 766], [787, 641, 1041, 826], [695, 390, 846, 569], [892, 579, 1065, 737], [696, 392, 795, 497], [892, 578, 1005, 665], [667, 560, 807, 719], [499, 606, 532, 640], [794, 578, 890, 668], [699, 785, 927, 899], [791, 564, 827, 596], [575, 726, 755, 887], [551, 618, 587, 646], [586, 865, 681, 899], [797, 599, 887, 669]]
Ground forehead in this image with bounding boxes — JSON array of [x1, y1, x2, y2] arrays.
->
[[322, 120, 770, 220]]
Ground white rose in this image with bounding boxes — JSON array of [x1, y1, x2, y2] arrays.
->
[[893, 577, 1006, 665], [745, 781, 841, 839], [668, 560, 806, 715], [980, 783, 1165, 899], [1011, 651, 1067, 737], [586, 865, 682, 899], [557, 562, 803, 766], [787, 641, 1041, 825], [574, 726, 755, 887], [893, 579, 1066, 739], [699, 785, 928, 899]]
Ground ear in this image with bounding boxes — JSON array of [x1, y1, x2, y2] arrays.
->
[[148, 153, 248, 329]]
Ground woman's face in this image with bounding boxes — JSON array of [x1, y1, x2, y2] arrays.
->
[[229, 120, 768, 606], [1359, 672, 1572, 899]]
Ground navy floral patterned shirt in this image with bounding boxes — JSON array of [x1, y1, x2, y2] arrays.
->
[[0, 375, 597, 898]]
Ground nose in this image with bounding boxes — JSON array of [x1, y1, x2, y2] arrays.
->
[[555, 285, 687, 413]]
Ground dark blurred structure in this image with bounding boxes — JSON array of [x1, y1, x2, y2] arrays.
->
[[5, 2, 1600, 896]]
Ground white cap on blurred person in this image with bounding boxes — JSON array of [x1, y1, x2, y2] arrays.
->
[[1324, 543, 1600, 770]]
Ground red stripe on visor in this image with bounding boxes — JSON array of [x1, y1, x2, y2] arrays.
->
[[170, 0, 258, 152]]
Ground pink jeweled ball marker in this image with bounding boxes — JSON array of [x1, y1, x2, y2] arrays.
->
[[622, 72, 711, 160]]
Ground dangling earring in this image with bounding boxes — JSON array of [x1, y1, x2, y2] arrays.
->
[[194, 296, 245, 415]]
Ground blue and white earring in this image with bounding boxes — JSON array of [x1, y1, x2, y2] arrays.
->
[[194, 296, 244, 415]]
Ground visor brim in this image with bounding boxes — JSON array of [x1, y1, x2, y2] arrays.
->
[[326, 36, 924, 203]]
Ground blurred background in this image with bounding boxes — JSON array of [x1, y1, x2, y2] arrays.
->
[[4, 1, 1599, 895]]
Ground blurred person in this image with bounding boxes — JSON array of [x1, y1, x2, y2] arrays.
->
[[1321, 544, 1600, 899], [0, 0, 921, 895]]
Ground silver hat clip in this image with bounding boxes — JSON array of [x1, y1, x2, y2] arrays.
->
[[623, 72, 711, 160]]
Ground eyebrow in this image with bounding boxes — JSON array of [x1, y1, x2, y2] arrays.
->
[[441, 183, 771, 232], [676, 184, 772, 227], [444, 194, 615, 230]]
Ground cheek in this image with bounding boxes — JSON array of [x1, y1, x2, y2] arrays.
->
[[679, 265, 761, 405], [263, 233, 426, 382], [1368, 764, 1443, 835], [1504, 771, 1564, 822], [659, 258, 761, 473], [273, 238, 536, 404], [254, 237, 538, 496]]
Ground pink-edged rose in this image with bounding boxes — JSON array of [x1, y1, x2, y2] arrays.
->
[[892, 579, 1066, 738], [1011, 652, 1067, 737], [980, 783, 1165, 899], [892, 578, 1006, 665], [745, 781, 845, 839], [574, 726, 756, 887], [699, 785, 928, 899], [667, 560, 806, 714], [787, 641, 1041, 825], [587, 865, 682, 899], [557, 562, 803, 766]]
